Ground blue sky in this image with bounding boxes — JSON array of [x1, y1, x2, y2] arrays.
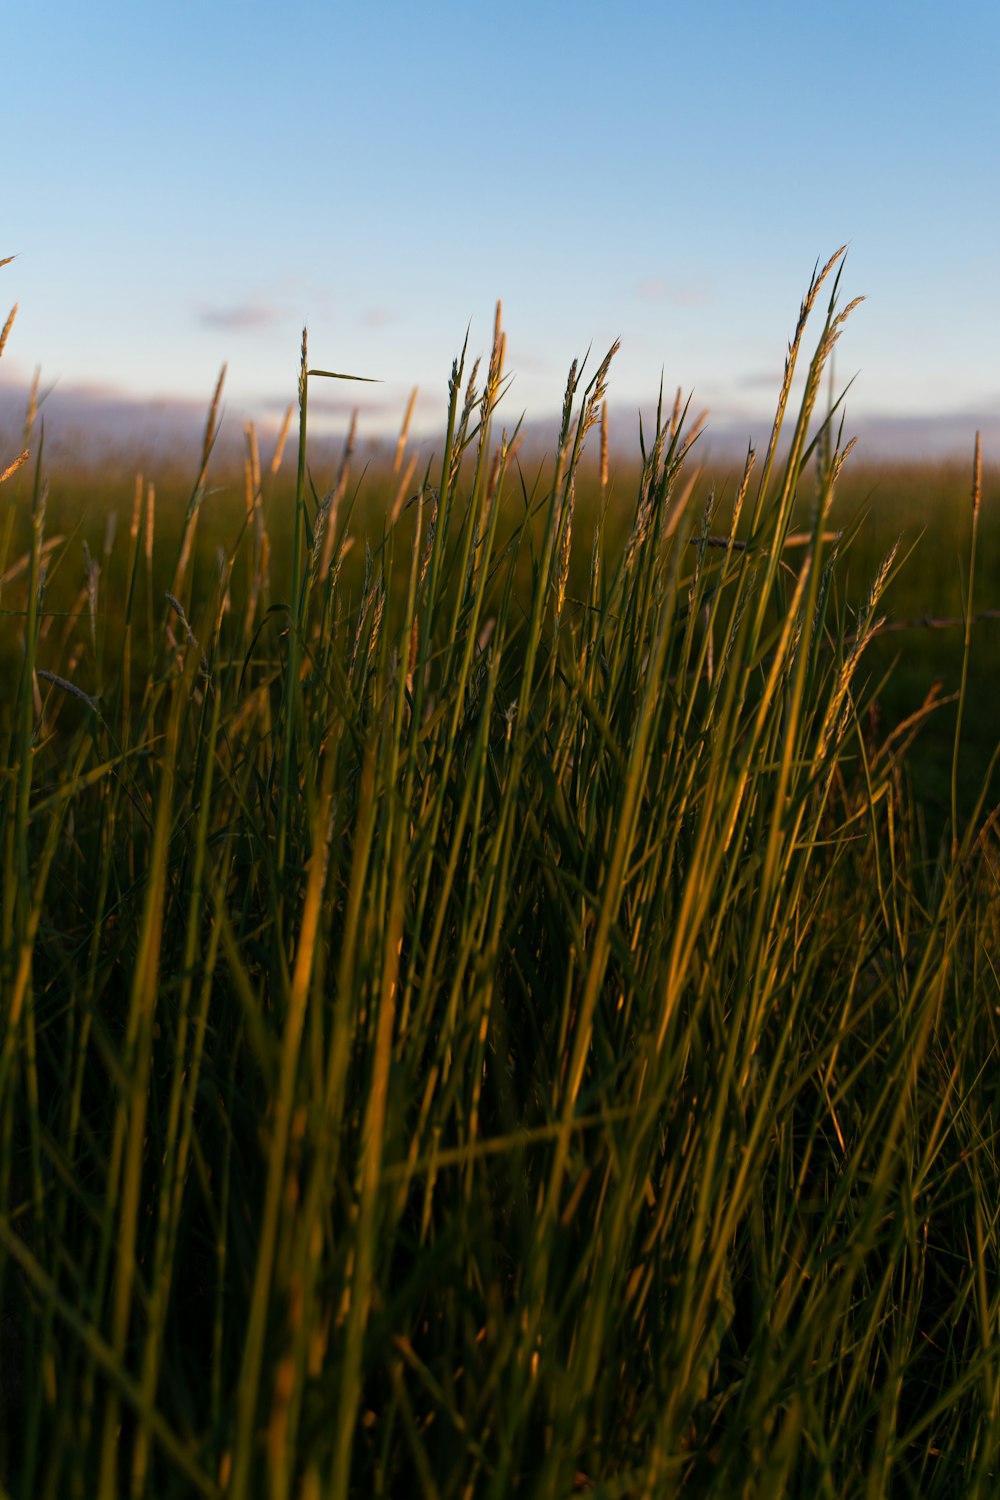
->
[[4, 0, 999, 448]]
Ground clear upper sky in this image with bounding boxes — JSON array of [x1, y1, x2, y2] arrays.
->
[[4, 0, 998, 446]]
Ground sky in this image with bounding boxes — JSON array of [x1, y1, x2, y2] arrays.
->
[[3, 0, 999, 455]]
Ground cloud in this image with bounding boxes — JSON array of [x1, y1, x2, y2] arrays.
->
[[198, 303, 279, 332], [737, 368, 785, 390], [362, 306, 396, 328], [636, 278, 710, 307]]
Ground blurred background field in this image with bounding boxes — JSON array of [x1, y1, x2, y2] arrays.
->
[[5, 418, 996, 834]]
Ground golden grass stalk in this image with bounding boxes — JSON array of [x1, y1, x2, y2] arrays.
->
[[670, 385, 683, 442], [0, 448, 30, 485], [600, 401, 609, 493], [197, 364, 227, 488], [553, 476, 576, 635], [972, 428, 982, 520], [244, 421, 262, 507], [0, 533, 64, 589], [0, 302, 17, 360], [23, 368, 39, 443], [145, 482, 156, 565], [482, 300, 507, 415], [393, 386, 418, 474], [389, 453, 418, 527], [318, 412, 358, 584], [270, 404, 294, 475], [750, 244, 848, 527], [130, 474, 143, 546]]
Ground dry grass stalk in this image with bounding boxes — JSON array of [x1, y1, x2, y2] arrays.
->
[[831, 435, 858, 486], [319, 412, 358, 583], [663, 467, 701, 542], [172, 515, 199, 599], [245, 421, 262, 509], [0, 301, 16, 360], [450, 358, 482, 486], [600, 402, 609, 493], [554, 478, 576, 634], [24, 368, 39, 441], [669, 386, 683, 443], [971, 429, 982, 520], [349, 582, 383, 675], [197, 364, 227, 488], [0, 448, 29, 485], [130, 473, 143, 545], [270, 404, 294, 475], [172, 370, 229, 597], [481, 301, 507, 417], [675, 409, 708, 464], [814, 296, 866, 371], [0, 534, 65, 589], [758, 245, 848, 485], [582, 342, 618, 441], [145, 483, 156, 566], [389, 453, 418, 527], [242, 424, 271, 635], [393, 387, 418, 475]]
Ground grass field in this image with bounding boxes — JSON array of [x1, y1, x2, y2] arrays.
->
[[2, 250, 1000, 1498]]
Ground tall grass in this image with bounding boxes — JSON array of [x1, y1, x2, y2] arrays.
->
[[2, 249, 999, 1498]]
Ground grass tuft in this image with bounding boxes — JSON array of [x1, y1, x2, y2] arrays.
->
[[1, 255, 999, 1498]]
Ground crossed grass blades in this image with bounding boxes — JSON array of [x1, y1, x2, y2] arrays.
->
[[2, 248, 1000, 1498]]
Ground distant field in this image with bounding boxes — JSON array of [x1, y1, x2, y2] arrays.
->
[[7, 435, 997, 822], [3, 254, 1000, 1498]]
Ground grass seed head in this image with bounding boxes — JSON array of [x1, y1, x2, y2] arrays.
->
[[36, 669, 99, 710], [972, 430, 982, 520], [0, 302, 17, 360], [0, 448, 30, 485]]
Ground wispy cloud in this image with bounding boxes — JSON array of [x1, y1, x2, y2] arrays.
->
[[636, 278, 710, 307], [737, 368, 785, 390], [362, 306, 396, 328], [199, 303, 279, 331]]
